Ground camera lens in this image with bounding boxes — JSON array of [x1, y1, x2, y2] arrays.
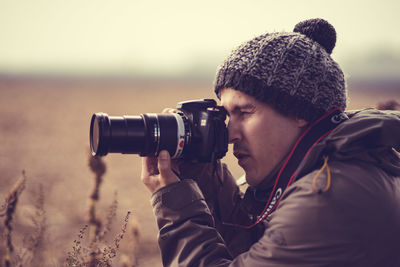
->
[[91, 115, 101, 154], [89, 112, 188, 157], [90, 113, 111, 156]]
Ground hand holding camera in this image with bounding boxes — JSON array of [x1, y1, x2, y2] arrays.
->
[[89, 99, 229, 192], [140, 150, 180, 193], [140, 108, 184, 194]]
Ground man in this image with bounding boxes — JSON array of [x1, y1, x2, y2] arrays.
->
[[141, 18, 400, 266]]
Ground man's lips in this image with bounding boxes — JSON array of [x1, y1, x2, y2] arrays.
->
[[238, 157, 250, 167], [234, 151, 251, 163]]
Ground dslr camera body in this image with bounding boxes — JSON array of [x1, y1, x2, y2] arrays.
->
[[90, 99, 228, 162]]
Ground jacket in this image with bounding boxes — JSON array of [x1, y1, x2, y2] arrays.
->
[[151, 109, 400, 266]]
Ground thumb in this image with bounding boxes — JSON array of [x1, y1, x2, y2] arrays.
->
[[157, 150, 179, 183]]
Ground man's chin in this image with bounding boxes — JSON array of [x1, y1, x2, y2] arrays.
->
[[244, 172, 263, 187]]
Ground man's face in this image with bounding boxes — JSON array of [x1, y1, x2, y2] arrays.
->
[[220, 88, 306, 186]]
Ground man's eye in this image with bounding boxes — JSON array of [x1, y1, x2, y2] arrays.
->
[[240, 110, 253, 117]]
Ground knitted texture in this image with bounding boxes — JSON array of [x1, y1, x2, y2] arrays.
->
[[214, 18, 347, 122]]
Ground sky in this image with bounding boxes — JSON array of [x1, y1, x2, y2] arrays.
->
[[0, 0, 399, 78]]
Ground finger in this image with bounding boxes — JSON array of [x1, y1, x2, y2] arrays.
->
[[141, 156, 159, 177], [141, 156, 161, 193], [157, 150, 172, 175], [158, 150, 179, 184]]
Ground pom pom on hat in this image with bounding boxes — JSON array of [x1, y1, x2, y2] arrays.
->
[[214, 18, 346, 122], [294, 18, 337, 54]]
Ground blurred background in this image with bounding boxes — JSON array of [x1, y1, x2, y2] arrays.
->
[[1, 0, 400, 83], [0, 0, 399, 266]]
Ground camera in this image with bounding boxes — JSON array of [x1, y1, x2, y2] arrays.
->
[[90, 99, 228, 162]]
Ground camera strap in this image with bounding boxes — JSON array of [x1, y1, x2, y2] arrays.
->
[[226, 107, 348, 229]]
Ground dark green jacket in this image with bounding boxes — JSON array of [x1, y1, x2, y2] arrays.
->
[[151, 109, 400, 266]]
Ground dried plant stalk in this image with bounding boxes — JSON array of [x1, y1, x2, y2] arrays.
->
[[21, 183, 47, 266], [96, 191, 118, 243], [87, 152, 106, 266], [119, 214, 141, 267], [2, 171, 26, 267], [65, 224, 88, 267], [84, 150, 135, 266], [101, 211, 131, 266]]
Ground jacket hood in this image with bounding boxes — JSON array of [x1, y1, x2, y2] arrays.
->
[[297, 108, 400, 178]]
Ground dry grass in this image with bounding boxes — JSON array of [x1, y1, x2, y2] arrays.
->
[[1, 172, 26, 267], [0, 77, 398, 266], [0, 154, 138, 267], [20, 183, 47, 266], [119, 216, 141, 267], [62, 151, 138, 266], [64, 210, 132, 267], [0, 152, 141, 267], [87, 152, 106, 265]]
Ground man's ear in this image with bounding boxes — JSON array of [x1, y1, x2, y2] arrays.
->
[[297, 119, 308, 128]]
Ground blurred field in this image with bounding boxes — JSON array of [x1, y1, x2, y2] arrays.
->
[[0, 77, 399, 266]]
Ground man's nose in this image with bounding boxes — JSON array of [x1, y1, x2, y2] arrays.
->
[[227, 121, 240, 144]]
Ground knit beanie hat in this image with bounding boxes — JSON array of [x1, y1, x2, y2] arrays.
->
[[214, 18, 347, 122]]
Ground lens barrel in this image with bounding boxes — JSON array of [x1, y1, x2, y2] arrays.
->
[[89, 112, 187, 157]]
